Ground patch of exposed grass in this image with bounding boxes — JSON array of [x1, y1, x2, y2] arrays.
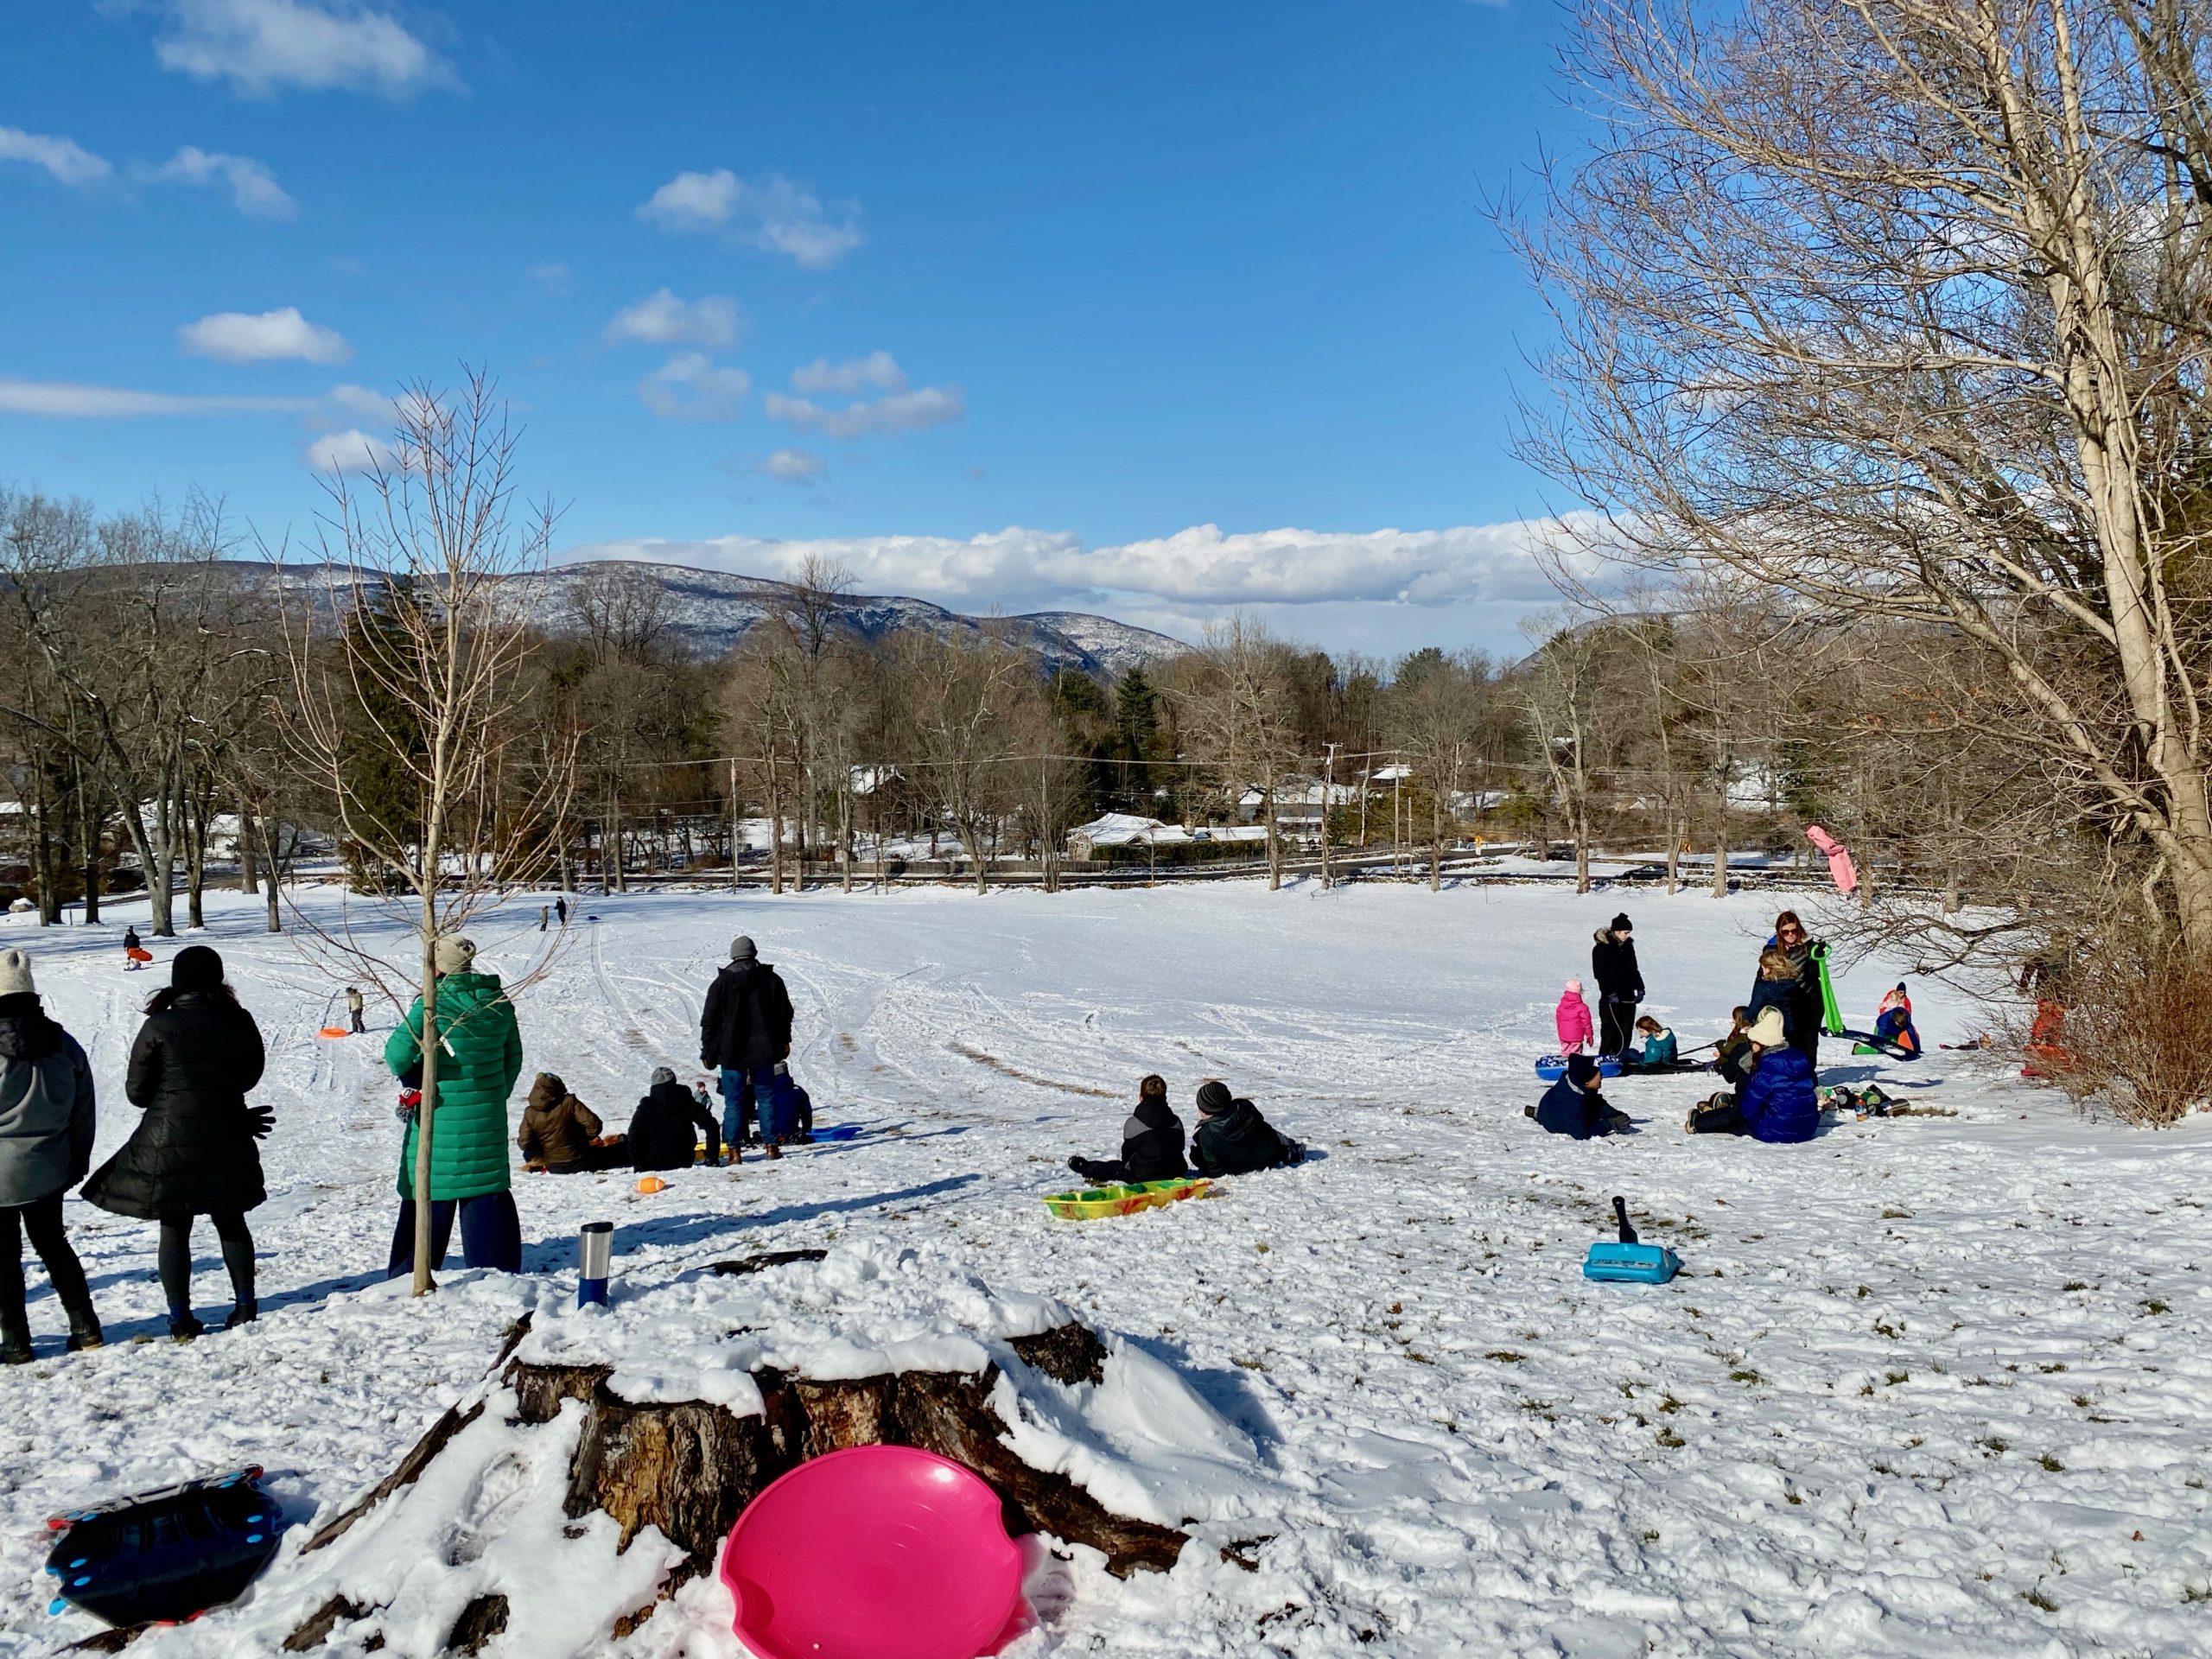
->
[[2062, 1281, 2088, 1292], [1485, 1351, 1525, 1363], [2037, 1453, 2065, 1471], [1981, 1436, 2010, 1455], [1885, 1370, 1910, 1386], [2142, 1299, 2171, 1315], [1656, 1427, 1685, 1448], [1730, 1369, 1762, 1384], [1881, 1207, 1913, 1219], [2021, 1586, 2058, 1613]]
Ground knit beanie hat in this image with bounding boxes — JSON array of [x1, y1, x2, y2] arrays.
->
[[0, 949, 35, 999], [729, 935, 758, 963], [1567, 1053, 1600, 1088], [651, 1065, 676, 1085], [433, 936, 476, 976], [173, 944, 224, 993], [1196, 1080, 1233, 1116], [1748, 1007, 1788, 1048], [1611, 912, 1633, 933], [1565, 976, 1584, 997]]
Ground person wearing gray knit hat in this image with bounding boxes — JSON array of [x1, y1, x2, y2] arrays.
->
[[1189, 1080, 1306, 1178], [433, 936, 477, 976], [0, 949, 103, 1360], [651, 1065, 676, 1085], [629, 1063, 722, 1172], [701, 936, 794, 1155]]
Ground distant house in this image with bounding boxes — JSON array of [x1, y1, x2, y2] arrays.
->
[[1236, 777, 1361, 830], [1065, 813, 1268, 860]]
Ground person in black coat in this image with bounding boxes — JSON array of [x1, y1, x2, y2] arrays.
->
[[1189, 1081, 1305, 1177], [1760, 910, 1823, 1071], [630, 1066, 723, 1171], [700, 936, 797, 1148], [1529, 1052, 1630, 1139], [1069, 1075, 1187, 1185], [83, 946, 270, 1339], [1591, 912, 1644, 1058]]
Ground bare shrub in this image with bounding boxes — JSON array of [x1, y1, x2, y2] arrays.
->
[[2030, 938, 2212, 1128]]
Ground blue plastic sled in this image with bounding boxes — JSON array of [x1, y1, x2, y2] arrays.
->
[[46, 1466, 282, 1628], [1582, 1197, 1681, 1285], [1536, 1054, 1624, 1081], [811, 1123, 863, 1141]]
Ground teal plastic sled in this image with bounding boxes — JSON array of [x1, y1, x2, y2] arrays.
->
[[1582, 1196, 1681, 1284], [1536, 1054, 1623, 1081]]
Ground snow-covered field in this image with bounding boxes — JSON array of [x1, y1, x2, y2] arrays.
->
[[2, 879, 2209, 1657]]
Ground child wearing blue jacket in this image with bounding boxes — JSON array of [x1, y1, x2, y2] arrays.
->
[[1736, 1007, 1818, 1142]]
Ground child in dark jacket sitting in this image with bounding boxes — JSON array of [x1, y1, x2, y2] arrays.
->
[[1068, 1074, 1187, 1184], [1189, 1080, 1305, 1176], [1529, 1052, 1630, 1138]]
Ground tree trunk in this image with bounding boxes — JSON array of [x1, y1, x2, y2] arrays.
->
[[77, 773, 101, 926], [1429, 798, 1443, 893], [607, 792, 626, 893], [1666, 817, 1683, 895], [33, 762, 59, 926], [767, 760, 785, 896], [1264, 788, 1281, 891], [410, 931, 442, 1297], [728, 758, 742, 893], [838, 784, 853, 895], [239, 797, 258, 894]]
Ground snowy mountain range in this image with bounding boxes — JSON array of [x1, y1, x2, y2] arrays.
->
[[240, 558, 1185, 680], [539, 560, 1187, 677]]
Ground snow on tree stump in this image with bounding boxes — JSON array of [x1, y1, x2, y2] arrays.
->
[[263, 1247, 1213, 1656]]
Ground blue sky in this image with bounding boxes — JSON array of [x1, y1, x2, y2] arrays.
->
[[0, 1, 1581, 658]]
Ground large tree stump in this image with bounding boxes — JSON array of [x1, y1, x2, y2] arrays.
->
[[282, 1314, 1190, 1653]]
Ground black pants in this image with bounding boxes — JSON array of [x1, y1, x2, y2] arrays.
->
[[387, 1192, 524, 1278], [158, 1211, 254, 1317], [1599, 997, 1638, 1058], [1, 1192, 95, 1337], [350, 1010, 365, 1033], [1687, 1096, 1747, 1135]]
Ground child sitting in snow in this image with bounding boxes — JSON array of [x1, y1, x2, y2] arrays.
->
[[1555, 978, 1596, 1057], [1712, 1007, 1755, 1087], [1528, 1053, 1630, 1139], [1630, 1014, 1677, 1068], [1190, 1081, 1305, 1177], [1068, 1074, 1187, 1185], [1874, 984, 1921, 1057]]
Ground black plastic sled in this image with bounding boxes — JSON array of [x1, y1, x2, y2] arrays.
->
[[45, 1466, 282, 1628]]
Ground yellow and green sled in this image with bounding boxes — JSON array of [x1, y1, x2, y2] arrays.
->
[[1041, 1177, 1212, 1221]]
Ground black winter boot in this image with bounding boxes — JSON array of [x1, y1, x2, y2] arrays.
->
[[1, 1310, 31, 1365], [223, 1302, 257, 1331], [63, 1301, 103, 1352], [168, 1312, 205, 1342]]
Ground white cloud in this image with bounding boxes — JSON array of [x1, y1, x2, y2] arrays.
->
[[141, 144, 296, 218], [0, 378, 308, 417], [763, 384, 963, 442], [557, 517, 1591, 612], [790, 351, 906, 397], [149, 0, 454, 98], [178, 305, 350, 364], [0, 125, 112, 189], [603, 289, 744, 349], [637, 168, 864, 270], [526, 261, 569, 293], [637, 353, 750, 421], [303, 426, 396, 472], [756, 448, 827, 485]]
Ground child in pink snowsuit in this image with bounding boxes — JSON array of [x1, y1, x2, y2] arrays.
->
[[1555, 978, 1596, 1055]]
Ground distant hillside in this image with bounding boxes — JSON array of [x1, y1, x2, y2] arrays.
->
[[541, 561, 1186, 678], [244, 558, 1185, 680]]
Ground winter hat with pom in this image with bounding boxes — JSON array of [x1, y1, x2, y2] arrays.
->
[[0, 949, 35, 999], [433, 936, 477, 976], [1567, 1052, 1600, 1088], [1748, 1007, 1788, 1048], [173, 944, 224, 993], [729, 935, 758, 963], [651, 1065, 676, 1085], [1195, 1080, 1234, 1116], [1564, 976, 1585, 997], [1611, 912, 1633, 933]]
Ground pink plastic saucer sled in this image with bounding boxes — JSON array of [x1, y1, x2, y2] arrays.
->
[[720, 1446, 1025, 1659]]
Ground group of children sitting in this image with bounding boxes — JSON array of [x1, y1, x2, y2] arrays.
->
[[517, 1065, 815, 1174], [1067, 1076, 1307, 1185]]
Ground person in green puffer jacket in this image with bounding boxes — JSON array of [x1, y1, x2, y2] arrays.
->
[[383, 936, 526, 1279]]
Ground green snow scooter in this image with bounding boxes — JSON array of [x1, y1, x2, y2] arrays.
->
[[1811, 942, 1916, 1059]]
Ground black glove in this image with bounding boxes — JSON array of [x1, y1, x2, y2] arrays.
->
[[244, 1105, 275, 1140]]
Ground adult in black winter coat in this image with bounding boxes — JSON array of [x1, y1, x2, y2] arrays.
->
[[1591, 913, 1644, 1058], [629, 1066, 723, 1172], [84, 946, 270, 1339], [1753, 910, 1823, 1071], [700, 936, 796, 1147], [1189, 1081, 1305, 1178], [1070, 1075, 1187, 1185], [0, 949, 102, 1361]]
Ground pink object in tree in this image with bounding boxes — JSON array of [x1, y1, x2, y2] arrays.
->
[[720, 1446, 1026, 1659], [1805, 823, 1859, 896]]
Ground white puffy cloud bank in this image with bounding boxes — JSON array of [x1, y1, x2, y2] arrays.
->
[[560, 518, 1609, 649]]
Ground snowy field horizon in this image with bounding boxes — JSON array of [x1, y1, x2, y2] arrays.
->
[[3, 879, 2208, 1656]]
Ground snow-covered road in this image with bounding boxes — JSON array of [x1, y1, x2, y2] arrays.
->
[[2, 880, 2207, 1656]]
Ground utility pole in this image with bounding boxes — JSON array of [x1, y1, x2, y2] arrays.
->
[[1320, 743, 1338, 890], [739, 760, 756, 898]]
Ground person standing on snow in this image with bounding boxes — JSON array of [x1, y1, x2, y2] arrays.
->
[[538, 904, 550, 933], [701, 937, 796, 1159], [1555, 978, 1596, 1057], [555, 897, 569, 929], [0, 950, 104, 1362], [346, 985, 365, 1034], [384, 937, 525, 1278], [1758, 910, 1823, 1073], [84, 946, 270, 1339], [1591, 912, 1644, 1058]]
